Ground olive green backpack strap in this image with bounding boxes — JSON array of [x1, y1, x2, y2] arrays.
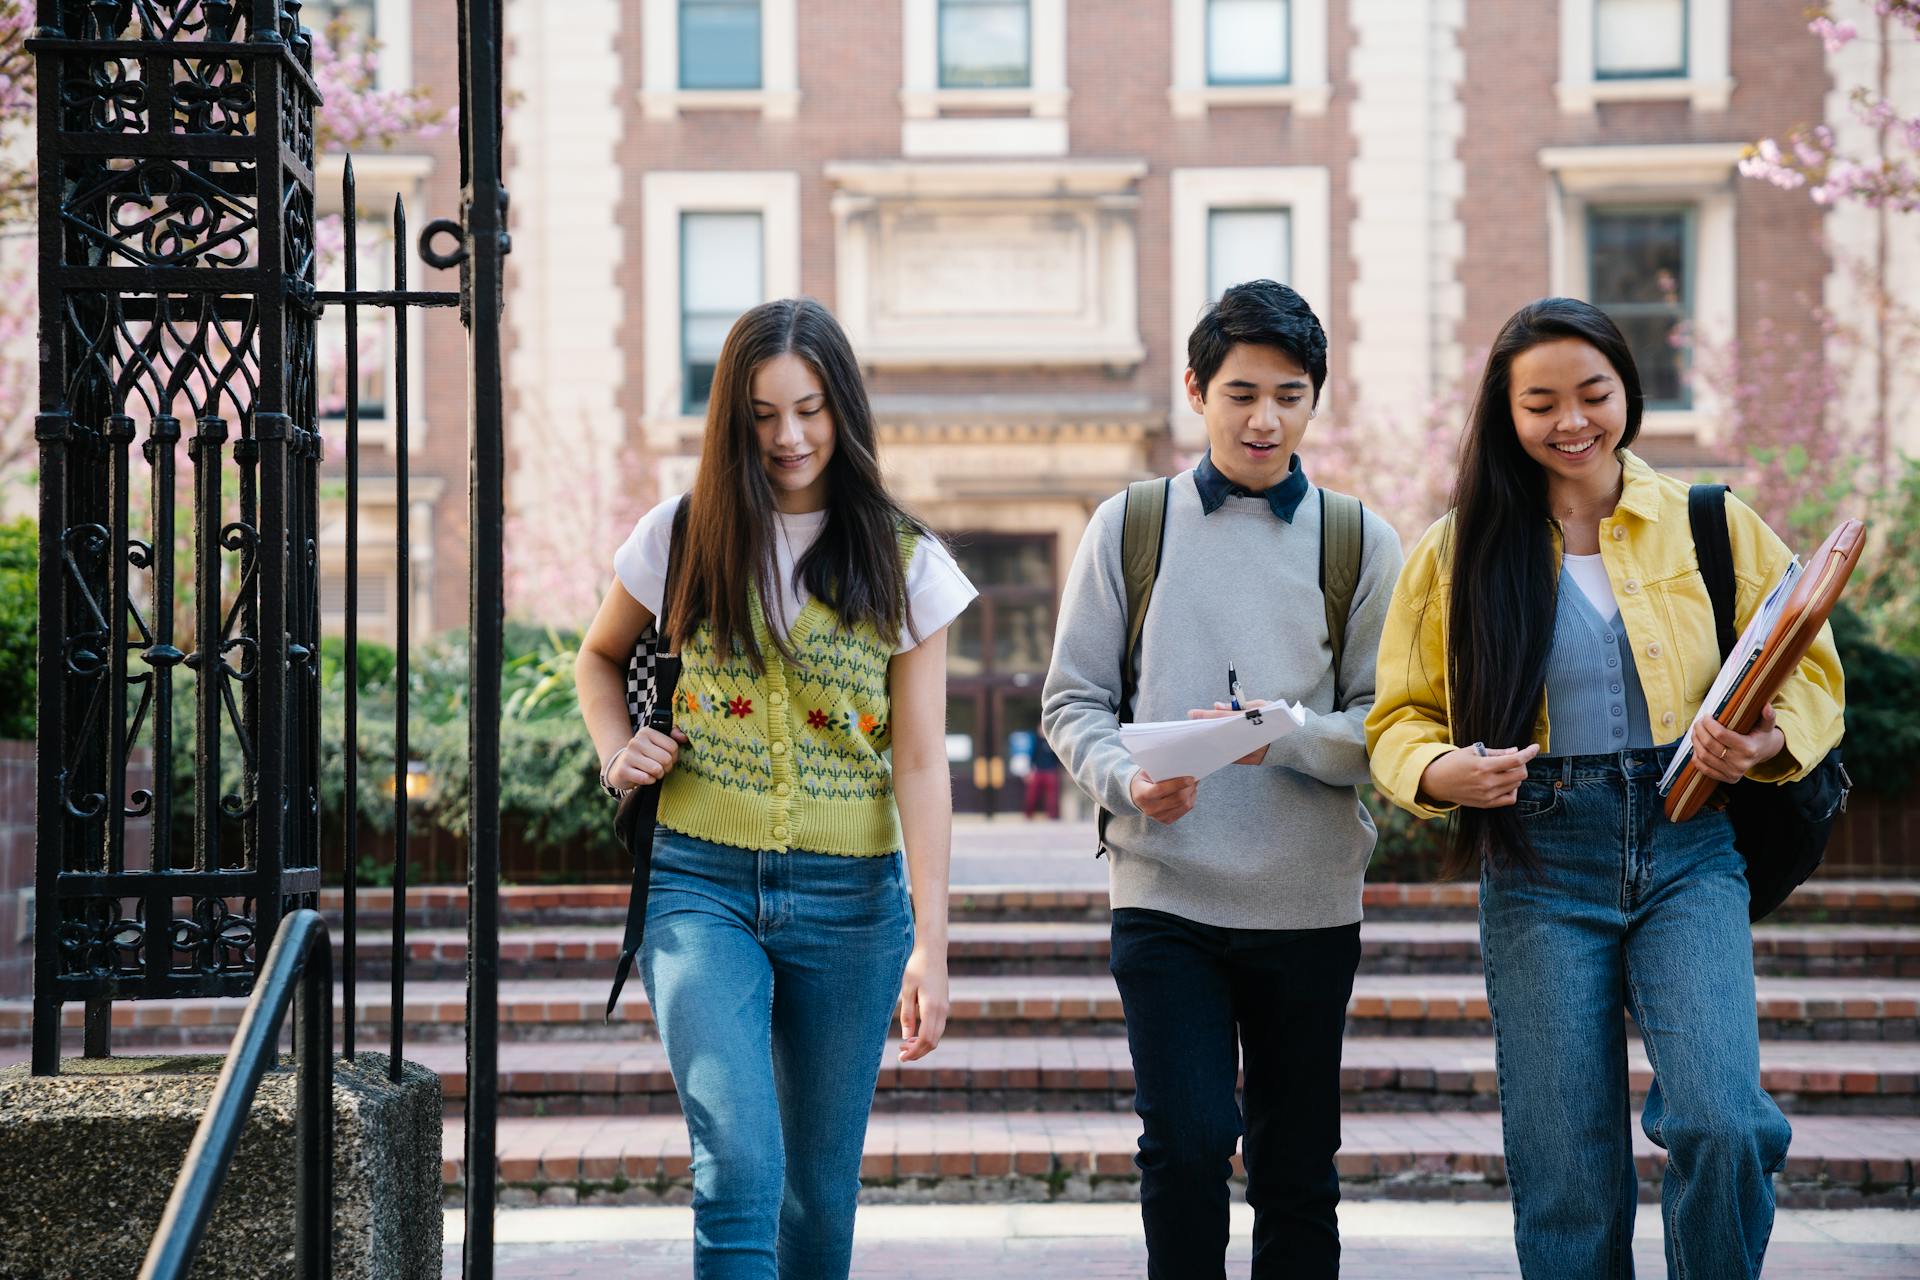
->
[[1098, 477, 1170, 857], [1319, 489, 1365, 706]]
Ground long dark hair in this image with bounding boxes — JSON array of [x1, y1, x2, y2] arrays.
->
[[667, 297, 925, 667], [1441, 297, 1645, 878]]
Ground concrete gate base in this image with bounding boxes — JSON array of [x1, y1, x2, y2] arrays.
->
[[0, 1052, 441, 1280]]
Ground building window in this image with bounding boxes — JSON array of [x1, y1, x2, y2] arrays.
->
[[939, 0, 1030, 89], [680, 0, 762, 89], [306, 0, 377, 38], [1595, 0, 1686, 79], [1207, 208, 1290, 300], [1587, 206, 1692, 409], [1207, 0, 1288, 86], [680, 212, 764, 414], [317, 219, 394, 429]]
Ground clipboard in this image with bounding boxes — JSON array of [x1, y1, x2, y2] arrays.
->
[[1661, 518, 1865, 823]]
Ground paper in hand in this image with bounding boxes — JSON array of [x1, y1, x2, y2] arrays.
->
[[1120, 699, 1309, 783]]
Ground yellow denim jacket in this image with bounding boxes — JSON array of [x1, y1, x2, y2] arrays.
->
[[1366, 450, 1846, 820]]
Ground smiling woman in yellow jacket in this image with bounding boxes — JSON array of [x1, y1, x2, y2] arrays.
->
[[1365, 298, 1842, 1280]]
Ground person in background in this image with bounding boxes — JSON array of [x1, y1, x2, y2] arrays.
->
[[1023, 730, 1062, 820]]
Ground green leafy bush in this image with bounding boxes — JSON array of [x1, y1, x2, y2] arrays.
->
[[1830, 602, 1920, 797], [0, 518, 33, 740]]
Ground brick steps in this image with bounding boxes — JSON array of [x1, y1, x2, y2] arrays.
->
[[356, 921, 1920, 981], [13, 973, 1917, 1045], [318, 879, 1920, 929], [404, 1036, 1920, 1118], [442, 1110, 1920, 1208]]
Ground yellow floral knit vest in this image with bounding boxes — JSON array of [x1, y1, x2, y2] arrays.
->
[[658, 530, 918, 856]]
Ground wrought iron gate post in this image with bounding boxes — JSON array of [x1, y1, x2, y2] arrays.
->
[[29, 0, 325, 1073]]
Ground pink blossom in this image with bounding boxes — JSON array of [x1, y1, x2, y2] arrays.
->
[[1810, 16, 1859, 52]]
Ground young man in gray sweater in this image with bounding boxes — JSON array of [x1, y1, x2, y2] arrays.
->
[[1041, 280, 1403, 1279]]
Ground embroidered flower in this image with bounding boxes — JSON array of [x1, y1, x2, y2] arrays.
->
[[807, 709, 829, 729], [729, 696, 754, 719], [701, 693, 720, 714], [859, 713, 879, 735]]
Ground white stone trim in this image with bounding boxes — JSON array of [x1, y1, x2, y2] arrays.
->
[[639, 0, 800, 120], [505, 0, 627, 553], [828, 161, 1144, 370], [1555, 0, 1733, 113], [640, 171, 801, 443], [316, 152, 435, 455], [1348, 0, 1464, 424], [1168, 0, 1330, 119], [1541, 144, 1738, 438], [372, 0, 412, 92], [1168, 166, 1332, 447], [1821, 0, 1920, 459], [899, 0, 1069, 155]]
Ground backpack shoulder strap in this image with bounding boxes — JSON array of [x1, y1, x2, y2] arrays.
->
[[1687, 483, 1738, 661], [1118, 477, 1170, 720], [1319, 489, 1365, 703]]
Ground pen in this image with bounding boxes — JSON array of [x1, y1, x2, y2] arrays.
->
[[1228, 661, 1244, 711]]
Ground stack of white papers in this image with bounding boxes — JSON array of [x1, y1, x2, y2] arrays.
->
[[1658, 558, 1802, 793], [1120, 699, 1309, 783]]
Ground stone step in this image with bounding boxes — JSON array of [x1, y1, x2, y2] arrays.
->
[[354, 921, 1920, 982], [442, 1110, 1920, 1209], [318, 879, 1920, 929], [408, 1036, 1920, 1119], [13, 973, 1918, 1046]]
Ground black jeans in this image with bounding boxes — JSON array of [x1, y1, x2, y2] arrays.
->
[[1109, 907, 1362, 1280]]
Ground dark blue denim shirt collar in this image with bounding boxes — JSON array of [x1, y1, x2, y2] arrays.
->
[[1194, 450, 1311, 522]]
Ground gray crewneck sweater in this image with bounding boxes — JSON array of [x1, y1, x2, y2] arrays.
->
[[1041, 472, 1404, 930]]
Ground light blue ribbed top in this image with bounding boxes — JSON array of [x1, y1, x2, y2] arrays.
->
[[1543, 564, 1656, 756]]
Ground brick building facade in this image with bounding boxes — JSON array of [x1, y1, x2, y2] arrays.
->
[[337, 0, 1917, 814]]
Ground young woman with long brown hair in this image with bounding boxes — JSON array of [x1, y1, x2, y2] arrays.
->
[[574, 297, 976, 1279], [1367, 297, 1844, 1278]]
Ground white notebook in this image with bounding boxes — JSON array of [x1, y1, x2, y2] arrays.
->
[[1120, 699, 1310, 783]]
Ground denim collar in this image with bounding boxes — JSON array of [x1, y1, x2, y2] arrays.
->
[[1194, 450, 1310, 522]]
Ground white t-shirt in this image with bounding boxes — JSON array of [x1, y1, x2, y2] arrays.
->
[[1563, 552, 1619, 620], [614, 495, 978, 653]]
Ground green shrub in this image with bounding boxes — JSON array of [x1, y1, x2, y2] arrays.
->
[[0, 518, 35, 740], [1830, 602, 1920, 797]]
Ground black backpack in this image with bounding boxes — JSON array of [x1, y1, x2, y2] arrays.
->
[[1687, 485, 1851, 922]]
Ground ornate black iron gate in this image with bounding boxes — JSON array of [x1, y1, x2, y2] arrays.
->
[[29, 0, 508, 1270]]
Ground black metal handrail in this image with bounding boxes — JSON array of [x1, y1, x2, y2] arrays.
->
[[138, 909, 336, 1280]]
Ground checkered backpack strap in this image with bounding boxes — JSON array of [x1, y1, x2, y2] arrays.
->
[[626, 497, 692, 731]]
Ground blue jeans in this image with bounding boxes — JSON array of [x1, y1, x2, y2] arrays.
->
[[641, 828, 913, 1280], [1481, 747, 1791, 1280], [1110, 908, 1361, 1280]]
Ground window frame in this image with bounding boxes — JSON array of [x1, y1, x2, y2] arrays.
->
[[1205, 206, 1293, 301], [1555, 0, 1729, 112], [1205, 0, 1291, 88], [640, 0, 799, 119], [1592, 0, 1688, 82], [677, 0, 764, 91], [1169, 166, 1331, 447], [937, 0, 1033, 90], [678, 209, 767, 417], [1169, 0, 1326, 117], [1584, 202, 1697, 412]]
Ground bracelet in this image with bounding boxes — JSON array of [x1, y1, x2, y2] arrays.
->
[[600, 746, 626, 800]]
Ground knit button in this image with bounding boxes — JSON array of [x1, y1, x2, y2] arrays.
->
[[1610, 683, 1621, 694], [768, 692, 785, 707], [1606, 656, 1618, 669], [776, 782, 791, 797], [1662, 711, 1676, 727], [773, 825, 788, 840], [1611, 705, 1623, 717], [1602, 633, 1614, 644], [1646, 643, 1662, 659], [1624, 579, 1640, 594], [1612, 726, 1625, 738], [770, 742, 787, 756], [1612, 526, 1627, 541]]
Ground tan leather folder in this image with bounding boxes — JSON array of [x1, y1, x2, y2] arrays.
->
[[1664, 518, 1866, 824]]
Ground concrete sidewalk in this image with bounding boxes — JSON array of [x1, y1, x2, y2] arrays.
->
[[443, 1203, 1920, 1278]]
